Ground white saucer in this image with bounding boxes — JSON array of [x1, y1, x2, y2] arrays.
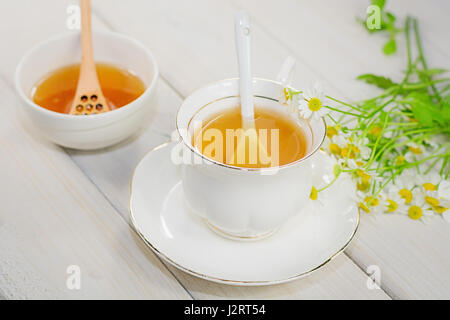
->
[[130, 141, 359, 286]]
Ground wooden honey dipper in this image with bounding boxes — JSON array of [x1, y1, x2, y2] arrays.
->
[[69, 0, 110, 115]]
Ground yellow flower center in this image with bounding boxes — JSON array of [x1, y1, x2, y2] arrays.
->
[[398, 189, 413, 204], [395, 156, 405, 166], [358, 202, 370, 213], [357, 180, 370, 191], [283, 88, 290, 102], [425, 196, 439, 207], [327, 126, 338, 139], [433, 206, 448, 214], [340, 144, 360, 159], [423, 183, 437, 191], [308, 97, 322, 111], [329, 143, 341, 155], [356, 169, 371, 181], [386, 199, 398, 212], [365, 196, 379, 206], [369, 126, 382, 137], [408, 205, 423, 220], [408, 146, 422, 154], [309, 186, 318, 200]]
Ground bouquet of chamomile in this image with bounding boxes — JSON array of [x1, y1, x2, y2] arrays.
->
[[281, 11, 449, 222]]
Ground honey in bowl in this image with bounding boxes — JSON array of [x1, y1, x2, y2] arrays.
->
[[31, 63, 146, 114], [192, 107, 308, 168]]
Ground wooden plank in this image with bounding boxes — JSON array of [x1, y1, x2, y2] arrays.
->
[[231, 0, 450, 299], [170, 253, 390, 300]]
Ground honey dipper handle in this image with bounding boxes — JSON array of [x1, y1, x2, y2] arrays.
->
[[69, 0, 109, 114], [79, 0, 98, 89]]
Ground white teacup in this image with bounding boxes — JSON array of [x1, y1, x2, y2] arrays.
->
[[176, 78, 326, 240], [15, 31, 158, 150]]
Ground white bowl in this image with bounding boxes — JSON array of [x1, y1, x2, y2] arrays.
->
[[15, 31, 159, 150]]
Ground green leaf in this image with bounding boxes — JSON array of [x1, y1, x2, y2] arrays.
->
[[357, 74, 397, 89], [372, 0, 386, 10], [439, 84, 450, 94], [441, 95, 450, 122], [442, 108, 450, 122], [383, 38, 397, 55], [405, 92, 441, 126], [417, 68, 447, 77], [385, 11, 396, 23], [411, 103, 433, 126]]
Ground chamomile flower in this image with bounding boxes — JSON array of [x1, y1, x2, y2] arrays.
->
[[333, 134, 348, 148], [381, 189, 408, 214], [326, 125, 341, 139], [407, 194, 429, 220], [326, 133, 347, 157], [278, 85, 290, 104], [394, 155, 407, 166], [389, 173, 415, 205], [417, 179, 449, 215], [355, 169, 372, 192], [343, 158, 365, 170], [278, 87, 301, 113], [355, 138, 371, 160], [407, 142, 422, 154], [405, 142, 423, 162], [417, 171, 441, 192], [298, 82, 328, 120]]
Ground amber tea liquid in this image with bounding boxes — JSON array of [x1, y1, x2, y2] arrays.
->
[[31, 63, 146, 114], [193, 107, 308, 168]]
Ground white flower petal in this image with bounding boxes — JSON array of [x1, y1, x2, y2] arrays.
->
[[443, 210, 450, 223], [438, 180, 450, 200]]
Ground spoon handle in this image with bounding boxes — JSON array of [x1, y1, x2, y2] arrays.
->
[[79, 0, 98, 89], [69, 0, 109, 115], [235, 11, 254, 121]]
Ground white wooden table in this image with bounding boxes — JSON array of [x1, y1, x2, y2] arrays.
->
[[1, 0, 449, 299]]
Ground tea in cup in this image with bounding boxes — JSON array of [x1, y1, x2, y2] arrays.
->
[[192, 106, 309, 168]]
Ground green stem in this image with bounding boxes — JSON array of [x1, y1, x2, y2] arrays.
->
[[326, 95, 365, 113], [413, 18, 442, 104], [317, 171, 341, 192], [371, 175, 395, 200], [323, 105, 366, 117], [373, 128, 436, 162], [378, 152, 450, 173], [365, 111, 391, 169]]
